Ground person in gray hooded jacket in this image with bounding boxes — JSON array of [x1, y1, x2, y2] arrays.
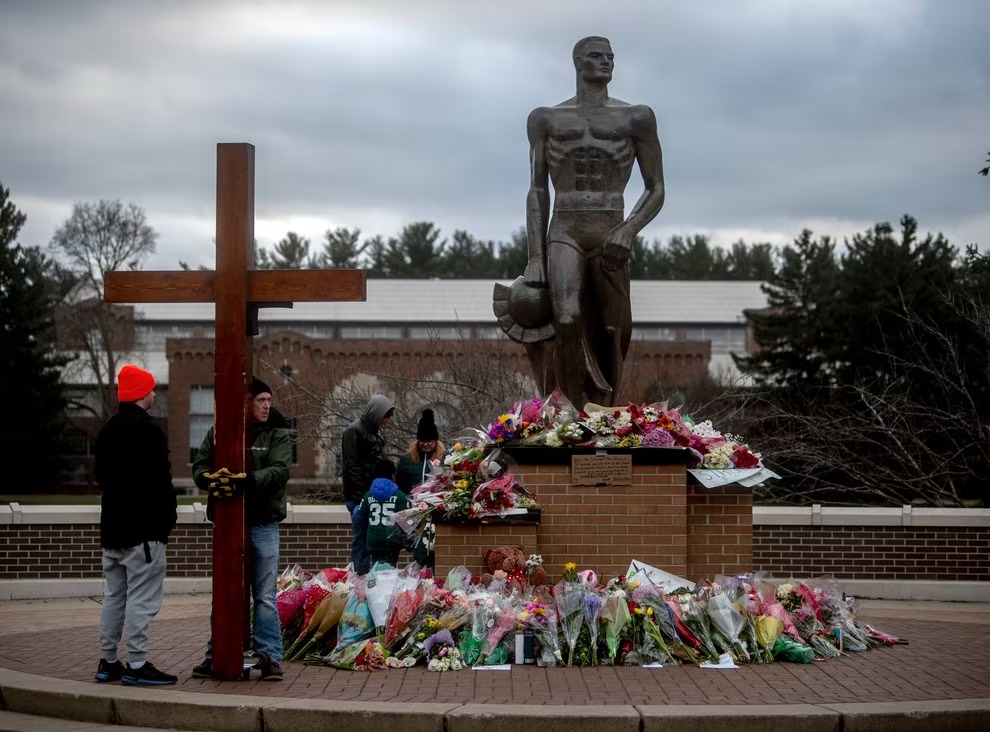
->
[[341, 394, 394, 574]]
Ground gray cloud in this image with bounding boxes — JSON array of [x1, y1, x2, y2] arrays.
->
[[1, 0, 987, 270]]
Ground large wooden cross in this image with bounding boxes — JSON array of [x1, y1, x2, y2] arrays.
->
[[104, 143, 365, 680]]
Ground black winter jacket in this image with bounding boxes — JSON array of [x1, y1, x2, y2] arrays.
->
[[96, 402, 177, 549], [341, 395, 394, 503]]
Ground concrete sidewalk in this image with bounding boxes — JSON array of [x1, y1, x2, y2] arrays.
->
[[0, 595, 988, 730]]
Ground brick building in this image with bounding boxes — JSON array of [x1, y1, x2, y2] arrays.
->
[[59, 279, 767, 490]]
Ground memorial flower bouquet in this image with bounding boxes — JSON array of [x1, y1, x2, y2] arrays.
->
[[520, 591, 562, 667], [582, 587, 605, 666], [424, 629, 464, 671], [778, 582, 840, 659], [697, 582, 749, 661], [601, 588, 632, 665], [458, 592, 501, 666], [555, 564, 585, 667], [479, 394, 767, 474]]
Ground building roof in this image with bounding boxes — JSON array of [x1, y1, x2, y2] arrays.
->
[[132, 279, 766, 325]]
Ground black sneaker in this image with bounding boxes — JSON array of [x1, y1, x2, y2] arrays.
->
[[260, 661, 283, 681], [121, 662, 177, 686], [94, 659, 124, 682], [191, 659, 212, 678]]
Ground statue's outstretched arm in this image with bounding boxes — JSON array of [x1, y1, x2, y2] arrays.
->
[[524, 108, 550, 286]]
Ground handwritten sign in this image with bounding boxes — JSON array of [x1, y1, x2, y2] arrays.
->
[[687, 467, 780, 489], [571, 454, 632, 486]]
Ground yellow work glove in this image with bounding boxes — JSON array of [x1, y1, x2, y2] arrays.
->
[[203, 467, 252, 498]]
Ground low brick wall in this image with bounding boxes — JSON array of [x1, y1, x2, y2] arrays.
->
[[1, 504, 987, 586], [436, 448, 750, 580], [754, 525, 990, 581]]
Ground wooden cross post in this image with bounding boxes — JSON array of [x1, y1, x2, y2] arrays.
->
[[104, 143, 366, 680]]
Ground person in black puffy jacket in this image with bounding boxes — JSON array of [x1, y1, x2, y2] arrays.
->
[[341, 394, 394, 574], [94, 364, 178, 686]]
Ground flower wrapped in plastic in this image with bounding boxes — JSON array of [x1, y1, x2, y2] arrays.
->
[[471, 473, 518, 516], [600, 590, 631, 665], [665, 592, 713, 664], [366, 565, 402, 638], [518, 591, 561, 667], [276, 586, 307, 632], [291, 586, 348, 662], [480, 605, 516, 665], [773, 634, 814, 663], [384, 581, 426, 649], [325, 578, 376, 669], [582, 588, 605, 666], [458, 592, 500, 667], [632, 585, 690, 665], [283, 571, 343, 658], [329, 639, 389, 671], [424, 629, 464, 671], [702, 588, 748, 662], [554, 576, 584, 667], [276, 563, 311, 592]]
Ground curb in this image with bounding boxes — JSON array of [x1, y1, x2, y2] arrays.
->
[[1, 668, 988, 732]]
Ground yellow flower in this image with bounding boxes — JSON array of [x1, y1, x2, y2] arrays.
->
[[633, 607, 644, 615], [453, 443, 463, 452], [646, 606, 654, 616], [563, 562, 577, 573], [628, 581, 640, 589]]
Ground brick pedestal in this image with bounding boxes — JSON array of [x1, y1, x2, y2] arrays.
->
[[434, 447, 753, 581]]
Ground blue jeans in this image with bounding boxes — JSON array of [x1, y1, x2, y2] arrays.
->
[[250, 522, 282, 663], [203, 522, 282, 664], [345, 500, 370, 574]]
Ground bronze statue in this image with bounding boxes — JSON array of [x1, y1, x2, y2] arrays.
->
[[494, 36, 665, 408]]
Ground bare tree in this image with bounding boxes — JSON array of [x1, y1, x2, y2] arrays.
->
[[259, 330, 536, 501], [50, 200, 156, 418], [739, 290, 989, 507]]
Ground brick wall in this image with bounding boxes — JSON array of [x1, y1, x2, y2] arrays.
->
[[2, 510, 987, 584], [753, 525, 990, 581], [435, 524, 538, 578], [435, 448, 748, 580], [0, 523, 351, 580], [687, 485, 753, 579]]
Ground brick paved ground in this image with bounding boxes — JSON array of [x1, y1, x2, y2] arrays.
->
[[0, 596, 988, 706]]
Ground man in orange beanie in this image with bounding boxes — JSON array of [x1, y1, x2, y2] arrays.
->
[[94, 364, 178, 686]]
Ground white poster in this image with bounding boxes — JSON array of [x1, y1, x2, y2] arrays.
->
[[687, 467, 780, 489]]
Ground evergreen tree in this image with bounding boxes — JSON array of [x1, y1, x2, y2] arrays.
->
[[665, 234, 730, 279], [383, 222, 446, 278], [495, 228, 529, 279], [363, 234, 389, 277], [320, 227, 366, 269], [443, 230, 498, 278], [0, 183, 69, 490], [734, 229, 840, 388], [726, 240, 776, 280], [265, 231, 314, 269], [833, 216, 958, 387]]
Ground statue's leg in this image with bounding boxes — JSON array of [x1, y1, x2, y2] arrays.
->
[[547, 239, 588, 409], [591, 258, 632, 406]]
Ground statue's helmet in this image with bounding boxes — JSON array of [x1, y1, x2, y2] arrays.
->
[[492, 277, 554, 343]]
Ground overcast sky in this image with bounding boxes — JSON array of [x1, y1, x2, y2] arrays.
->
[[1, 0, 987, 270]]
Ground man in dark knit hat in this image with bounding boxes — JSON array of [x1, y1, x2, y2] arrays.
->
[[94, 364, 178, 686], [190, 377, 292, 680]]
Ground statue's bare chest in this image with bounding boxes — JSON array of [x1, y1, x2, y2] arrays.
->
[[546, 108, 633, 144]]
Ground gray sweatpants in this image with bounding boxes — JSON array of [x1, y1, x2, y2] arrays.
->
[[99, 541, 166, 664]]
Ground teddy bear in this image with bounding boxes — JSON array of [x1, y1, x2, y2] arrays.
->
[[480, 545, 548, 588]]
